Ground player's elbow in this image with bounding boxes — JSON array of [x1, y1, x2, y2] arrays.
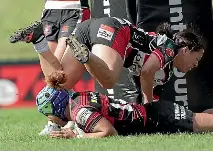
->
[[102, 127, 118, 137], [92, 117, 118, 138]]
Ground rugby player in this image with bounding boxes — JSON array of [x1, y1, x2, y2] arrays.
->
[[36, 83, 213, 139]]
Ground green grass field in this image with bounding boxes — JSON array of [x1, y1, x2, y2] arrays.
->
[[0, 108, 213, 151]]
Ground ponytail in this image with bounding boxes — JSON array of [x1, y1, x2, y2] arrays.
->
[[45, 70, 67, 89]]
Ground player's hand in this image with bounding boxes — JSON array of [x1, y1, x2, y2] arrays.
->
[[50, 128, 77, 139]]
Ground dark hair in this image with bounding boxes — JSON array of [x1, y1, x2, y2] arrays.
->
[[156, 22, 204, 52], [45, 70, 67, 89]]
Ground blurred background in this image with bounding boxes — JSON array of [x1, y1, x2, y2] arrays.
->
[[0, 1, 44, 107], [0, 1, 43, 60]]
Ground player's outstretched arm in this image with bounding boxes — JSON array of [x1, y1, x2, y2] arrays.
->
[[50, 117, 118, 139]]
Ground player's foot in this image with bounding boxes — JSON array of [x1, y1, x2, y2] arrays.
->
[[39, 121, 61, 136], [9, 21, 44, 44], [66, 35, 90, 64]]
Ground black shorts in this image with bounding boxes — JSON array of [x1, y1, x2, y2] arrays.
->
[[145, 100, 194, 133], [75, 17, 131, 59], [41, 8, 90, 41]]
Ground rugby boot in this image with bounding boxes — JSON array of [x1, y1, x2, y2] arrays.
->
[[66, 35, 90, 64], [9, 21, 44, 44]]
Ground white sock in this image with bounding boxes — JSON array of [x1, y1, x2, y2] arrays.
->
[[33, 35, 50, 53]]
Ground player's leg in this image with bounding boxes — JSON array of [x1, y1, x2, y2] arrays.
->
[[192, 112, 213, 132], [41, 9, 61, 58], [54, 9, 89, 89], [39, 10, 69, 134], [149, 100, 213, 133], [40, 8, 91, 133], [40, 9, 64, 73], [9, 22, 63, 135], [65, 18, 130, 89], [9, 21, 86, 90], [9, 21, 62, 77], [39, 8, 90, 134]]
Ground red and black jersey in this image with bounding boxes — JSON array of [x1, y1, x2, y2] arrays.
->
[[69, 91, 194, 135], [69, 92, 147, 135], [75, 17, 176, 85]]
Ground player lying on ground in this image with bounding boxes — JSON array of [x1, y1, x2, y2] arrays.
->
[[36, 72, 213, 139], [9, 18, 204, 104]]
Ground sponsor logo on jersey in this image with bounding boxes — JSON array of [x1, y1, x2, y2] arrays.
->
[[90, 92, 98, 103], [44, 25, 52, 36], [166, 48, 175, 57], [174, 103, 186, 120], [76, 108, 93, 126], [97, 24, 114, 41], [61, 25, 69, 33], [132, 31, 144, 46]]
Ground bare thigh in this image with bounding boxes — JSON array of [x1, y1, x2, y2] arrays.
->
[[60, 45, 86, 89]]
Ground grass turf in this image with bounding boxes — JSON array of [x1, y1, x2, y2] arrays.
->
[[0, 108, 212, 151]]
